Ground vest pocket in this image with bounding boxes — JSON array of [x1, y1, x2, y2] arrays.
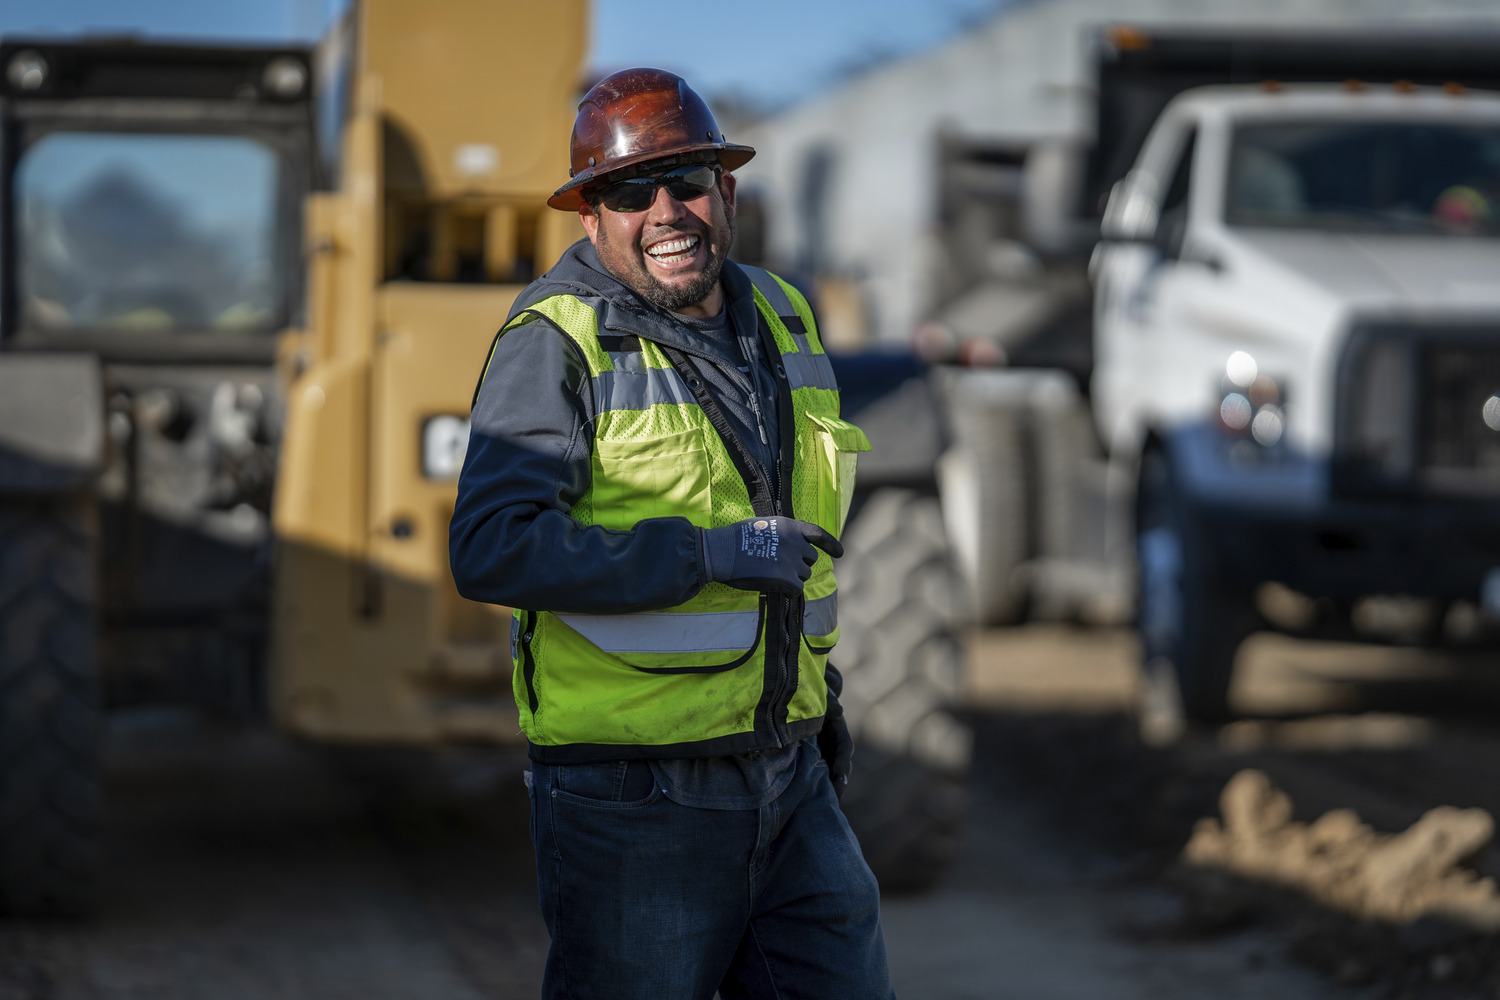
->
[[804, 413, 872, 536], [591, 426, 712, 528]]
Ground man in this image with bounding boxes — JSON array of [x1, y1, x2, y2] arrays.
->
[[450, 68, 892, 1000]]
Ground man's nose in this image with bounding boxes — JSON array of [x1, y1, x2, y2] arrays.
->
[[645, 185, 687, 224]]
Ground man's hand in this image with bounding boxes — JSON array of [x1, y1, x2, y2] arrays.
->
[[701, 517, 843, 595]]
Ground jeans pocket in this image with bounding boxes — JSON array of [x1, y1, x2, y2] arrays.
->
[[550, 759, 661, 809]]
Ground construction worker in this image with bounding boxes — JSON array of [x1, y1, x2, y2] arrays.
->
[[450, 68, 893, 999]]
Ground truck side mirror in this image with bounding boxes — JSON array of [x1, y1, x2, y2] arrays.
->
[[1098, 180, 1138, 243], [1099, 175, 1164, 248]]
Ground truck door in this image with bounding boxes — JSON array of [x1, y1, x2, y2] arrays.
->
[[1139, 127, 1243, 431], [1096, 121, 1194, 442], [1098, 123, 1226, 438]]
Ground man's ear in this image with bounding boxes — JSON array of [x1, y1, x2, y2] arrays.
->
[[720, 171, 737, 218], [579, 204, 599, 244]]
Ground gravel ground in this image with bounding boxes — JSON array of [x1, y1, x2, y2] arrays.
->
[[3, 626, 1499, 998]]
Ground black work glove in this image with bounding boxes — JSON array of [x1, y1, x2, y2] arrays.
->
[[701, 517, 843, 596], [818, 664, 853, 799]]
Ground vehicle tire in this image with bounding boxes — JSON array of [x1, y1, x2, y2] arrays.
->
[[1134, 449, 1252, 740], [0, 498, 102, 915], [833, 487, 970, 891]]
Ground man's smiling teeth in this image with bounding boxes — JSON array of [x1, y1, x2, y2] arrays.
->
[[646, 235, 699, 263]]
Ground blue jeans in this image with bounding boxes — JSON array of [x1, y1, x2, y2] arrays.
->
[[527, 740, 894, 1000]]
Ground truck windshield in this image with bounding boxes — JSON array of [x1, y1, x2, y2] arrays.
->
[[15, 132, 281, 333], [1226, 121, 1500, 237]]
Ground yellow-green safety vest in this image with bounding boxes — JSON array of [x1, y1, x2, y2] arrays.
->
[[499, 267, 870, 759]]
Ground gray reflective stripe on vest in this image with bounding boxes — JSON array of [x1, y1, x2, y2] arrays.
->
[[555, 609, 761, 654], [743, 266, 826, 373], [804, 593, 838, 639], [608, 350, 647, 374], [594, 366, 696, 412], [740, 265, 796, 320], [783, 351, 838, 393]]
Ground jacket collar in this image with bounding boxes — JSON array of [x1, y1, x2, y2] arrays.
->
[[511, 239, 763, 360]]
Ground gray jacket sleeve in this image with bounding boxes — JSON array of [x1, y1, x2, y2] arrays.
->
[[448, 318, 709, 612]]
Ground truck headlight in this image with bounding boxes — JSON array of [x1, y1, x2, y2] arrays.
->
[[1251, 404, 1284, 447], [1220, 392, 1252, 430], [421, 415, 470, 480], [1216, 351, 1285, 447]]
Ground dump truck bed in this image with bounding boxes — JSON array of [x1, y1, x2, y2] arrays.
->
[[1084, 26, 1500, 216]]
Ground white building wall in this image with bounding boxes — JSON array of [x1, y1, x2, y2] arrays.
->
[[735, 0, 1500, 345]]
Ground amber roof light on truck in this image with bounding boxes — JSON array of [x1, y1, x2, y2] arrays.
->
[[1104, 25, 1153, 53]]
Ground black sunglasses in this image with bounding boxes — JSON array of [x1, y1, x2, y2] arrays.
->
[[592, 164, 721, 213]]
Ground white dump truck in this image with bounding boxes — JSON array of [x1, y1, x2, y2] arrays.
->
[[1093, 76, 1500, 735], [910, 29, 1500, 739]]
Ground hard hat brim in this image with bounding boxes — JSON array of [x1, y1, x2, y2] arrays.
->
[[548, 142, 756, 212]]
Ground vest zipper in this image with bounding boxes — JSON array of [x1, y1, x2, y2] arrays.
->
[[656, 311, 811, 747], [771, 596, 795, 745], [755, 309, 801, 738], [746, 382, 769, 446]]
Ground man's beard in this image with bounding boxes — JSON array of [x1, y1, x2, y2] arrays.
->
[[596, 207, 735, 313]]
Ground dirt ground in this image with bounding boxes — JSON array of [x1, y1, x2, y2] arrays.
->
[[962, 626, 1500, 999], [4, 626, 1500, 998]]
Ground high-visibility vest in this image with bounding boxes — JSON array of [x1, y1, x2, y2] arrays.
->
[[495, 267, 870, 759]]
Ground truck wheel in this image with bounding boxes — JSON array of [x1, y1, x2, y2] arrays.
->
[[0, 500, 102, 915], [1134, 450, 1251, 740], [834, 488, 970, 891]]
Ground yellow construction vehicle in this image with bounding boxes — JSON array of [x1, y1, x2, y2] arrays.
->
[[271, 1, 584, 743], [0, 0, 585, 913]]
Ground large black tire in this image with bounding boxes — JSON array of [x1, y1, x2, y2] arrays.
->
[[1134, 450, 1253, 742], [833, 488, 969, 891], [0, 499, 102, 915]]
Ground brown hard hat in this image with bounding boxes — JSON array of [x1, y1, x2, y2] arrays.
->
[[548, 68, 756, 211]]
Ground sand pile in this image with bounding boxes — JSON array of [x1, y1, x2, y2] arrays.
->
[[1184, 769, 1500, 932]]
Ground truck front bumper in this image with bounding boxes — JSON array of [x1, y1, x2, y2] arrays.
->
[[1165, 424, 1500, 603]]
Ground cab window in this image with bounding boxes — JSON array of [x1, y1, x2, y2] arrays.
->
[[1155, 128, 1196, 236], [15, 132, 283, 334]]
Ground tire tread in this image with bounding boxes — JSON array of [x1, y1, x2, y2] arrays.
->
[[0, 499, 102, 915], [834, 489, 970, 891]]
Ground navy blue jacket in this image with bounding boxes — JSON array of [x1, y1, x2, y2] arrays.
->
[[449, 240, 780, 614]]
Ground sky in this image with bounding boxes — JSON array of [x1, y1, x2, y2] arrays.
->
[[0, 0, 1011, 110], [592, 0, 1009, 109]]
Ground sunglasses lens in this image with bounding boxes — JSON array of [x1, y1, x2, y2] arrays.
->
[[600, 182, 656, 212], [597, 165, 719, 212], [663, 165, 718, 200]]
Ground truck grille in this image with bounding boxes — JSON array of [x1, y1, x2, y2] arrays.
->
[[1335, 322, 1500, 498], [1422, 341, 1500, 492]]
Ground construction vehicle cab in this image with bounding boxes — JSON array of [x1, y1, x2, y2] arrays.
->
[[0, 1, 585, 914]]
